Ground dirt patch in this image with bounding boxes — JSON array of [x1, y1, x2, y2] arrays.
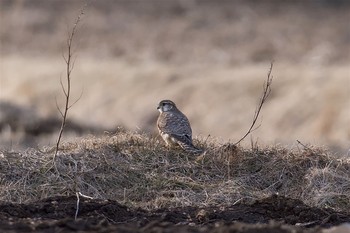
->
[[0, 195, 348, 233]]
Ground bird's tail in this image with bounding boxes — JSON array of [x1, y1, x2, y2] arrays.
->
[[171, 134, 204, 154], [180, 142, 204, 154]]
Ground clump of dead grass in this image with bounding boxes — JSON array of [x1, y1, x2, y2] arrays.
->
[[0, 131, 349, 213]]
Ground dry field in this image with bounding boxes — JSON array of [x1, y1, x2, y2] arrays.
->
[[0, 132, 350, 232], [0, 1, 350, 232], [1, 0, 349, 152]]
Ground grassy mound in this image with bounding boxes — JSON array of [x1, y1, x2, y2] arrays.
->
[[0, 131, 349, 213]]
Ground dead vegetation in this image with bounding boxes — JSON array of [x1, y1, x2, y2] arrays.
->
[[1, 1, 349, 152], [54, 2, 86, 164], [0, 131, 349, 214]]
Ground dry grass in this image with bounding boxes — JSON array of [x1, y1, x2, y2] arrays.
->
[[0, 2, 349, 214], [0, 131, 349, 213], [1, 1, 349, 151]]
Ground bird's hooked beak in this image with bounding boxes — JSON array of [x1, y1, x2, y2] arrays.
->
[[157, 105, 162, 112]]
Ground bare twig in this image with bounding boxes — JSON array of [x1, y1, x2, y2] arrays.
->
[[75, 192, 80, 220], [53, 6, 86, 162], [233, 62, 274, 146], [55, 96, 64, 118], [78, 192, 93, 199], [296, 140, 313, 152], [69, 88, 84, 109], [74, 186, 94, 221]]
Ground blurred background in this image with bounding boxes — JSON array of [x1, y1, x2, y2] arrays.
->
[[0, 0, 349, 154]]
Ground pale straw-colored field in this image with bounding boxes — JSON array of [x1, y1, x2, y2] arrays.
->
[[1, 1, 349, 152]]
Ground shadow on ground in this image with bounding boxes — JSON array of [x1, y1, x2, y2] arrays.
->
[[0, 195, 349, 233]]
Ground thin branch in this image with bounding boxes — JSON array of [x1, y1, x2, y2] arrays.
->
[[78, 192, 93, 199], [69, 88, 84, 109], [75, 191, 94, 220], [62, 53, 68, 64], [70, 56, 78, 74], [234, 62, 274, 146], [53, 5, 87, 162], [296, 140, 313, 152], [75, 192, 80, 220], [55, 97, 64, 118], [59, 76, 68, 97]]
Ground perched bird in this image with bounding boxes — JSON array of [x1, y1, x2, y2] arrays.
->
[[157, 100, 202, 153]]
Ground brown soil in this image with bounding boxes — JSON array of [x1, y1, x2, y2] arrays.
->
[[1, 195, 349, 233]]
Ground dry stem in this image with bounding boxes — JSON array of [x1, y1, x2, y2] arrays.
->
[[234, 62, 274, 146], [54, 6, 86, 162]]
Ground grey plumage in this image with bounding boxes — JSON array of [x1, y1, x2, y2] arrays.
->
[[157, 100, 202, 154]]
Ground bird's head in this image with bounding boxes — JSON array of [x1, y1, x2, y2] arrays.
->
[[157, 100, 176, 113]]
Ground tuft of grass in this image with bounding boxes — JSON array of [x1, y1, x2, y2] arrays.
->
[[0, 131, 349, 213]]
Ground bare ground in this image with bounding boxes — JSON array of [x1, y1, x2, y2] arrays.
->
[[0, 195, 349, 233]]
